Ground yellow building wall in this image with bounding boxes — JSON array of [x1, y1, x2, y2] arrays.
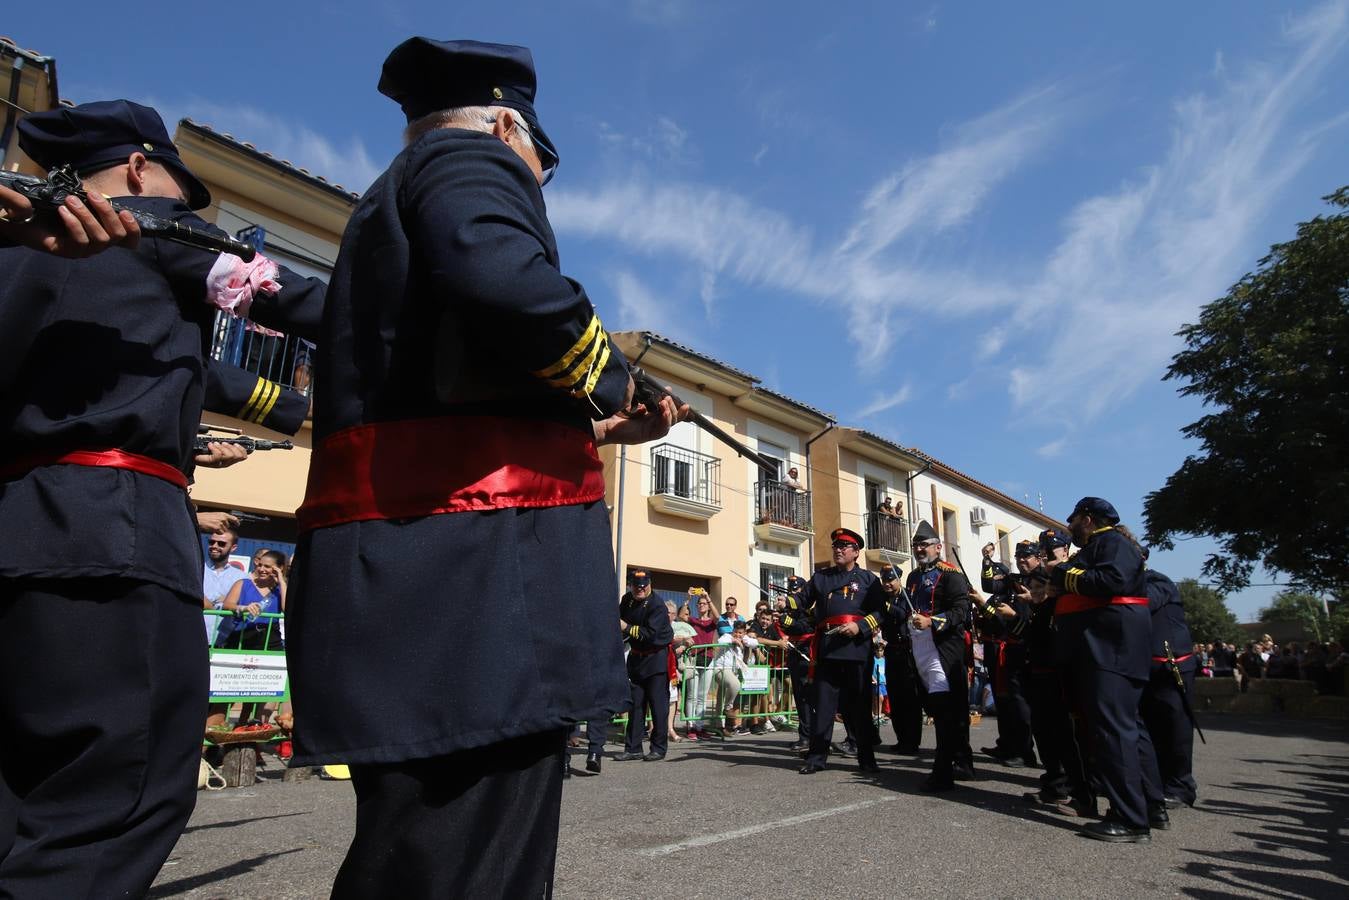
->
[[191, 411, 312, 517]]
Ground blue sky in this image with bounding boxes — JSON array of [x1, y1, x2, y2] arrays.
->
[[12, 2, 1347, 620]]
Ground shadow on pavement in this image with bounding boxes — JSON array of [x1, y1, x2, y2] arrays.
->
[[149, 848, 304, 898]]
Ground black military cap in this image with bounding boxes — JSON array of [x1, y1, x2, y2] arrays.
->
[[831, 527, 865, 550], [18, 100, 211, 210], [629, 569, 652, 588], [1038, 528, 1072, 551], [879, 564, 899, 583], [911, 520, 939, 544], [378, 37, 560, 183], [1066, 497, 1120, 525], [1014, 540, 1040, 559], [786, 575, 805, 591]]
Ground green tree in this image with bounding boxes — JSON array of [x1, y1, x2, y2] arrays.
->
[[1178, 579, 1242, 645], [1259, 590, 1330, 642], [1144, 187, 1349, 596]]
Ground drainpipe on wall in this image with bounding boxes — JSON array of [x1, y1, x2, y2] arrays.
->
[[802, 421, 835, 575]]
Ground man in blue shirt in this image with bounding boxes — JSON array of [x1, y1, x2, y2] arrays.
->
[[202, 528, 246, 645]]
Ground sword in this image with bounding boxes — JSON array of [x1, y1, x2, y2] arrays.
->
[[1164, 640, 1207, 745]]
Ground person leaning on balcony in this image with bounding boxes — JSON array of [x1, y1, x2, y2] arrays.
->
[[783, 466, 804, 491], [0, 100, 326, 898], [283, 38, 686, 898]]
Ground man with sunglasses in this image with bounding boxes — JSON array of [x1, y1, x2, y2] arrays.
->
[[903, 521, 975, 792], [285, 38, 685, 896], [798, 528, 888, 774]]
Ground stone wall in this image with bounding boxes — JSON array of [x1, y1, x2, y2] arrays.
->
[[1195, 676, 1349, 719]]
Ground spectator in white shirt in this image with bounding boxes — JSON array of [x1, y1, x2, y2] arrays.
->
[[710, 620, 758, 736]]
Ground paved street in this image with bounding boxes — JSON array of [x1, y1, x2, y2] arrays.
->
[[151, 715, 1349, 899]]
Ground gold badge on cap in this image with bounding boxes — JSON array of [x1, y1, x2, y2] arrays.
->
[[492, 87, 503, 99], [143, 143, 154, 152]]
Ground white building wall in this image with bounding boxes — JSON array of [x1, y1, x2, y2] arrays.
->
[[909, 471, 1050, 578]]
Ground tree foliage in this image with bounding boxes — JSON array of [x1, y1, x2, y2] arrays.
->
[[1178, 578, 1243, 645], [1258, 590, 1331, 642], [1144, 187, 1349, 596]]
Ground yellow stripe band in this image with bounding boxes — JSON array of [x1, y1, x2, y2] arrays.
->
[[238, 376, 267, 420], [254, 381, 282, 424], [544, 326, 607, 390], [571, 340, 611, 398], [533, 314, 602, 379]]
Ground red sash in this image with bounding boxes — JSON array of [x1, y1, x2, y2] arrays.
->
[[807, 615, 864, 680], [1053, 594, 1148, 617], [1153, 652, 1193, 664], [0, 449, 188, 490], [297, 415, 605, 532]]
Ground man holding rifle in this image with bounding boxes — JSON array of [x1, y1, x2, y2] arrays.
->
[[285, 38, 684, 898], [0, 100, 325, 897]]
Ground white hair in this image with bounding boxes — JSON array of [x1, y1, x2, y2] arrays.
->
[[404, 104, 534, 150]]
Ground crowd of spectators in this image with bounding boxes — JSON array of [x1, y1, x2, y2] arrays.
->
[[1193, 635, 1349, 695]]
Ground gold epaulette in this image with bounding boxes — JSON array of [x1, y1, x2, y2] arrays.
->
[[937, 560, 958, 572]]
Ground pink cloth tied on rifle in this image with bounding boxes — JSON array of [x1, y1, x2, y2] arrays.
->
[[205, 252, 281, 318]]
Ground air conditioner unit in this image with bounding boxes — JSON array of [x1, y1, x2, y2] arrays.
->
[[970, 507, 989, 527]]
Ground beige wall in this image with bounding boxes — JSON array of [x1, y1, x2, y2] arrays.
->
[[191, 411, 312, 517]]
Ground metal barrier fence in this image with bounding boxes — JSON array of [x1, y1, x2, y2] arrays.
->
[[204, 609, 288, 705]]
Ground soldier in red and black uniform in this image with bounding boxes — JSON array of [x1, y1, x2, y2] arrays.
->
[[615, 570, 674, 761], [777, 574, 816, 753], [0, 101, 324, 896], [1140, 550, 1199, 810], [879, 563, 924, 754], [285, 39, 682, 897], [975, 542, 1035, 768], [904, 521, 975, 792], [1049, 497, 1162, 842], [798, 528, 887, 774]]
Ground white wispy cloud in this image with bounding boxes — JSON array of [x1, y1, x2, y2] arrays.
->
[[855, 385, 913, 418], [154, 98, 383, 194], [606, 268, 678, 337]]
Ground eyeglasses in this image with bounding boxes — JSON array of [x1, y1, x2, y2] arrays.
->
[[486, 115, 558, 186], [911, 541, 938, 551]]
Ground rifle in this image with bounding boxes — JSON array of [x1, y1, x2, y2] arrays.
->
[[195, 425, 293, 455], [0, 166, 257, 261], [629, 366, 780, 477]]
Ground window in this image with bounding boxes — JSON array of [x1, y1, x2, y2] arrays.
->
[[761, 563, 795, 600], [998, 529, 1011, 564], [942, 507, 960, 563]]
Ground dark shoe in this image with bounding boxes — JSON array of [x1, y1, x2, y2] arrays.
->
[[858, 760, 881, 773], [1023, 790, 1065, 807], [980, 745, 1014, 761], [1163, 796, 1185, 810], [585, 753, 602, 774], [832, 742, 858, 757], [1149, 803, 1171, 830], [799, 763, 825, 774], [1081, 820, 1150, 843], [613, 751, 644, 761], [922, 776, 956, 793], [953, 765, 976, 781], [789, 740, 810, 752], [1001, 757, 1026, 768], [643, 752, 666, 762], [1049, 797, 1097, 818]]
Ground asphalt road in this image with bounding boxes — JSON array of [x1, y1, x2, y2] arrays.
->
[[151, 714, 1349, 899]]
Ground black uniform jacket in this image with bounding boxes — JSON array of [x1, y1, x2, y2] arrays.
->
[[1022, 564, 1059, 672], [621, 591, 674, 680], [805, 565, 887, 663], [905, 561, 971, 677], [0, 197, 324, 600], [1049, 527, 1151, 680], [1145, 569, 1195, 676], [981, 558, 1011, 598], [778, 589, 814, 638], [288, 129, 634, 765], [204, 359, 309, 436]]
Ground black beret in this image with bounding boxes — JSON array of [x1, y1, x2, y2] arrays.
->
[[19, 100, 211, 210], [1066, 497, 1120, 525], [378, 37, 559, 180]]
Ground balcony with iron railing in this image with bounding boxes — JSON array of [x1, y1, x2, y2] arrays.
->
[[208, 310, 314, 397], [865, 511, 911, 566], [753, 480, 812, 545], [648, 443, 721, 520]]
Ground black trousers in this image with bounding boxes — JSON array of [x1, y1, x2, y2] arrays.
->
[[1140, 665, 1198, 805], [988, 643, 1034, 761], [784, 646, 814, 742], [885, 649, 923, 750], [624, 671, 669, 756], [922, 685, 972, 782], [1069, 666, 1160, 829], [0, 578, 206, 900], [334, 730, 566, 899], [586, 718, 609, 756], [806, 660, 875, 767], [1027, 669, 1094, 804]]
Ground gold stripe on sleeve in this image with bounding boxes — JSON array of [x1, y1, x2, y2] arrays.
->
[[532, 314, 602, 380]]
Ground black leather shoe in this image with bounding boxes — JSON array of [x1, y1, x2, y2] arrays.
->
[[799, 763, 825, 774], [1082, 820, 1150, 843], [1001, 757, 1026, 768], [643, 752, 666, 762], [953, 765, 976, 781], [1163, 796, 1185, 810], [833, 741, 858, 757], [980, 745, 1013, 761], [613, 751, 644, 761], [858, 761, 881, 773], [789, 740, 810, 753], [585, 753, 602, 774], [1149, 803, 1171, 830], [922, 776, 956, 793]]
